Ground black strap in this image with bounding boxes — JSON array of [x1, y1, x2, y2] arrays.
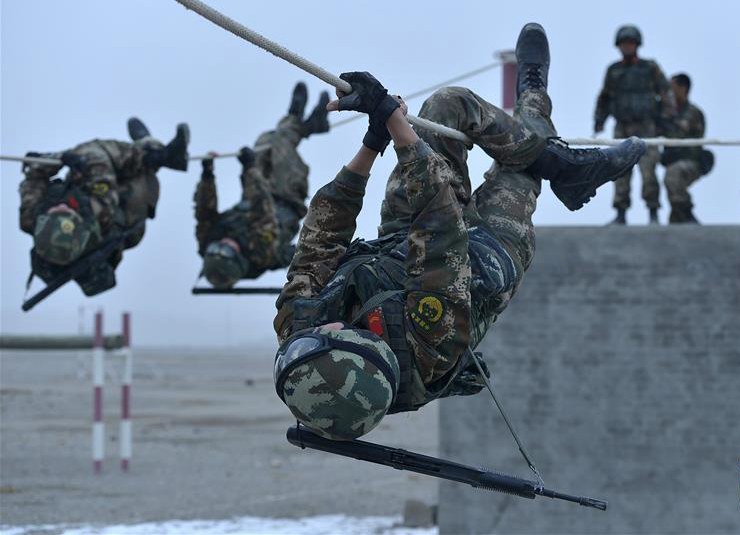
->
[[350, 290, 404, 325]]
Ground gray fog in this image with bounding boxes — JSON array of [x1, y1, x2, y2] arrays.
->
[[1, 0, 738, 346]]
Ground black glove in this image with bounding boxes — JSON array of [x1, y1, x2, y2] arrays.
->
[[336, 72, 400, 154], [201, 156, 215, 177], [61, 151, 86, 173], [237, 146, 255, 169]]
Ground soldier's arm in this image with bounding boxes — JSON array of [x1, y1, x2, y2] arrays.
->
[[593, 68, 612, 132], [653, 62, 676, 121], [18, 154, 64, 234], [193, 157, 219, 256], [274, 156, 371, 339], [683, 106, 706, 139], [390, 109, 471, 384]]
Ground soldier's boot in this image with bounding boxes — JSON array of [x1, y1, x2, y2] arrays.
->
[[127, 117, 151, 141], [608, 208, 627, 225], [162, 123, 190, 171], [289, 82, 308, 119], [526, 137, 646, 211], [649, 207, 659, 225], [301, 91, 330, 138], [516, 22, 549, 97], [669, 203, 700, 224]]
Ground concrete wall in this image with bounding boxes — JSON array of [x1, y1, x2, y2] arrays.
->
[[439, 226, 740, 535]]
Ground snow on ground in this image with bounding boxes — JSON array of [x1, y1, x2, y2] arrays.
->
[[1, 515, 437, 535]]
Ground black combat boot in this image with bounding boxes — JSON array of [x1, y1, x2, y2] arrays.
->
[[161, 123, 190, 171], [649, 207, 659, 225], [609, 208, 627, 225], [669, 203, 700, 224], [127, 117, 151, 141], [301, 91, 330, 137], [289, 82, 308, 118], [526, 137, 646, 211], [516, 23, 549, 97]]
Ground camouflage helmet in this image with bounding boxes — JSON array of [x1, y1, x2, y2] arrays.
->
[[274, 326, 400, 441], [202, 240, 247, 289], [615, 25, 642, 46], [33, 210, 98, 265]]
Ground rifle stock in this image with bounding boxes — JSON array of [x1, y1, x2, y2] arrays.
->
[[286, 425, 607, 511]]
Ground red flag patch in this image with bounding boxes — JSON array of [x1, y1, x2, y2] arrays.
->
[[367, 308, 385, 337]]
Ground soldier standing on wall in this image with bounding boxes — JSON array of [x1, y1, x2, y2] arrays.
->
[[594, 25, 675, 225]]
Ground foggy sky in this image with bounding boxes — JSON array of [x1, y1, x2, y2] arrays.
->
[[1, 0, 738, 346]]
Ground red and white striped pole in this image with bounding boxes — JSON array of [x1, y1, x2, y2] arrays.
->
[[92, 311, 105, 474], [498, 49, 516, 113], [120, 312, 132, 472]]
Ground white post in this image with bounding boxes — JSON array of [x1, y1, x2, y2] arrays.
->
[[120, 312, 132, 472], [92, 311, 105, 474]]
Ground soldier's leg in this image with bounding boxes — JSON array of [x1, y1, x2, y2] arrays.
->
[[611, 122, 632, 211], [612, 171, 632, 210], [639, 146, 661, 210], [255, 115, 309, 213], [665, 160, 702, 223], [472, 166, 540, 273], [379, 86, 550, 236]]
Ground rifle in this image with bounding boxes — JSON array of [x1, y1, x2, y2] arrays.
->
[[287, 425, 607, 511], [22, 221, 145, 312]]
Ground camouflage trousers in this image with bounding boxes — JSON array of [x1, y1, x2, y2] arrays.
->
[[254, 114, 309, 229], [664, 159, 702, 208], [381, 86, 553, 272], [613, 120, 660, 210]]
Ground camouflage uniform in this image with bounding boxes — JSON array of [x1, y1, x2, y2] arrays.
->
[[19, 138, 162, 294], [661, 101, 707, 212], [594, 58, 674, 210], [193, 115, 309, 278], [275, 87, 553, 407]]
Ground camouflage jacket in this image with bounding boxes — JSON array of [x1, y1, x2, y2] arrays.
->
[[275, 139, 472, 387], [194, 165, 295, 279], [19, 139, 160, 249], [662, 101, 706, 164], [594, 58, 675, 129]]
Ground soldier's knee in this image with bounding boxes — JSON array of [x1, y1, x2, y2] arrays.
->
[[420, 86, 477, 121], [664, 169, 681, 192]]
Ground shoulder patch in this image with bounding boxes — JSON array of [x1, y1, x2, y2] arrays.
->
[[410, 295, 445, 331]]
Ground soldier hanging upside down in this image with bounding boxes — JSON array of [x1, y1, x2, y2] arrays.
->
[[272, 23, 646, 440], [193, 83, 330, 288], [18, 119, 189, 297]]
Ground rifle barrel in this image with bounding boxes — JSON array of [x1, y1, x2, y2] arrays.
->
[[286, 425, 607, 510]]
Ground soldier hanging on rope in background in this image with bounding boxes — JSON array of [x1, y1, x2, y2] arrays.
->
[[660, 73, 714, 224], [193, 83, 330, 288], [272, 24, 646, 440], [19, 119, 189, 301], [594, 25, 675, 225]]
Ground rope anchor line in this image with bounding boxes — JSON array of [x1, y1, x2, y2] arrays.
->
[[172, 0, 472, 144], [5, 135, 739, 167]]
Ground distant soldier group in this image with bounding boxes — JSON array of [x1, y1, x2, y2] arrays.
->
[[594, 24, 712, 225]]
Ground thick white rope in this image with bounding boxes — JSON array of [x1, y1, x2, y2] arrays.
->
[[173, 0, 472, 144], [564, 137, 740, 147], [6, 136, 738, 167], [331, 61, 503, 129]]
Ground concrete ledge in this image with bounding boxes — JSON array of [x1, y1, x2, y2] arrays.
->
[[439, 226, 740, 534]]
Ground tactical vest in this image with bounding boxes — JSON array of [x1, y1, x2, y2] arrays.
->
[[290, 227, 515, 413], [609, 60, 660, 123]]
